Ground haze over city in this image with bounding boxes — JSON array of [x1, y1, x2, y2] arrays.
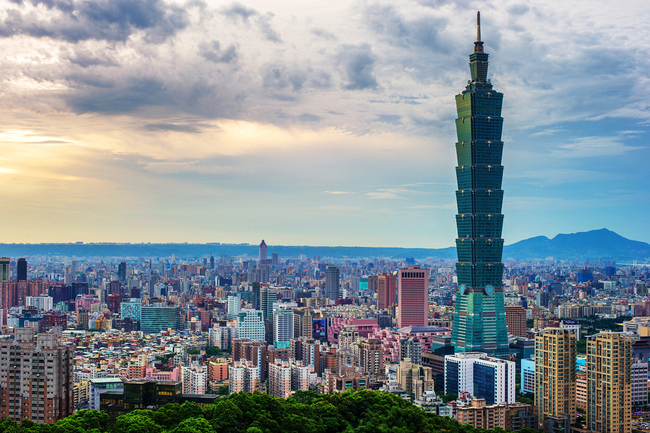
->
[[0, 0, 648, 247]]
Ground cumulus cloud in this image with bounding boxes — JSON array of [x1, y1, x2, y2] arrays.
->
[[0, 0, 190, 43], [218, 2, 281, 43], [337, 44, 378, 90], [199, 40, 239, 63]]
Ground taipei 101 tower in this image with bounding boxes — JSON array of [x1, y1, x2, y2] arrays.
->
[[451, 12, 509, 357]]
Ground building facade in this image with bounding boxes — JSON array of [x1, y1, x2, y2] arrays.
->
[[397, 266, 428, 328], [451, 12, 509, 358], [534, 328, 576, 433], [586, 332, 632, 433]]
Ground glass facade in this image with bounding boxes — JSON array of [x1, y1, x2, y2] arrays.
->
[[451, 15, 509, 357], [473, 364, 496, 404]]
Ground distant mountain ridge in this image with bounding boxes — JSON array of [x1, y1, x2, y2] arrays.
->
[[0, 229, 648, 261]]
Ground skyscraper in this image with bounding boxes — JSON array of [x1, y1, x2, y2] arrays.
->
[[377, 272, 396, 310], [16, 258, 27, 281], [451, 12, 509, 357], [0, 258, 9, 281], [586, 332, 632, 433], [326, 266, 340, 302], [273, 305, 294, 344], [534, 328, 576, 433], [118, 261, 127, 281], [397, 266, 428, 328], [259, 239, 267, 263]]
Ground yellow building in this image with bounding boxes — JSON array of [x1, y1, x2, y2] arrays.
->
[[586, 332, 632, 433], [534, 328, 576, 433]]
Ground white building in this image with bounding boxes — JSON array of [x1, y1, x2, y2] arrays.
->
[[227, 295, 241, 320], [291, 362, 311, 392], [236, 309, 265, 341], [181, 363, 207, 395], [560, 320, 582, 341], [273, 306, 294, 344], [444, 352, 515, 405], [89, 378, 124, 410], [25, 295, 53, 312], [632, 361, 649, 407]]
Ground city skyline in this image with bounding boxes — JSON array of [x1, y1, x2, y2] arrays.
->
[[0, 1, 648, 247]]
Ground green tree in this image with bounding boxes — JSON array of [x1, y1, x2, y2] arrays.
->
[[173, 418, 212, 433]]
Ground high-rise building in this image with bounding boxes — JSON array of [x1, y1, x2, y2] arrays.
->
[[0, 258, 9, 281], [359, 338, 384, 376], [227, 294, 241, 319], [236, 309, 265, 341], [534, 328, 576, 433], [16, 258, 27, 281], [444, 352, 515, 405], [632, 361, 648, 409], [260, 288, 278, 322], [397, 266, 428, 328], [505, 306, 527, 338], [397, 358, 435, 401], [451, 12, 509, 357], [118, 262, 127, 281], [180, 363, 207, 395], [259, 240, 267, 263], [586, 332, 632, 433], [140, 305, 182, 334], [268, 360, 292, 398], [0, 328, 74, 423], [273, 306, 294, 344], [326, 266, 340, 302], [377, 272, 396, 310], [400, 337, 422, 365]]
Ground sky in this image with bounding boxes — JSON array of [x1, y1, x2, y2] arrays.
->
[[0, 0, 649, 248]]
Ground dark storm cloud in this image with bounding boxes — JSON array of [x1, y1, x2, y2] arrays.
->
[[218, 2, 282, 43], [0, 0, 189, 43], [337, 44, 378, 91], [199, 40, 239, 63]]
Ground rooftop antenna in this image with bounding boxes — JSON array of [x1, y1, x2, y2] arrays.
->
[[474, 11, 484, 53]]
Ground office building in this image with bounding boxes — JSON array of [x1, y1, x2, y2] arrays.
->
[[227, 294, 241, 320], [259, 240, 267, 263], [326, 266, 340, 302], [118, 262, 127, 281], [632, 361, 648, 409], [0, 258, 9, 281], [451, 12, 509, 357], [586, 332, 632, 433], [520, 358, 535, 395], [505, 306, 527, 338], [120, 298, 142, 322], [273, 306, 294, 344], [17, 258, 27, 281], [534, 328, 576, 433], [260, 287, 278, 322], [397, 266, 428, 328], [89, 378, 125, 410], [236, 310, 265, 341], [444, 352, 515, 405], [0, 328, 73, 423], [140, 304, 182, 334], [377, 272, 396, 310], [25, 295, 53, 311]]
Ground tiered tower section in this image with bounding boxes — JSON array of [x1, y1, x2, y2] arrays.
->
[[451, 12, 509, 357]]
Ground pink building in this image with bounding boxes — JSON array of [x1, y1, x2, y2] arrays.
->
[[146, 367, 180, 381], [397, 266, 428, 328], [327, 318, 379, 343], [370, 326, 450, 362], [75, 295, 99, 312]]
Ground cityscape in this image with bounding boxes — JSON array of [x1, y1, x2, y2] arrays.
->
[[0, 2, 649, 433]]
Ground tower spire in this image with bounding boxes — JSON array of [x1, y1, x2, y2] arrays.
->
[[474, 11, 484, 53]]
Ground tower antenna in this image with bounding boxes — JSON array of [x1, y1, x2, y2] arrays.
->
[[477, 11, 481, 42]]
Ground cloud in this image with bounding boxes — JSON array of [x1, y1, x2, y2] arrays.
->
[[199, 40, 239, 64], [141, 160, 247, 175], [551, 136, 644, 158], [338, 44, 378, 90], [374, 114, 401, 125], [218, 2, 281, 43], [317, 205, 360, 211], [325, 191, 353, 195], [367, 191, 399, 199], [0, 0, 190, 43], [144, 123, 208, 133], [310, 28, 337, 41]]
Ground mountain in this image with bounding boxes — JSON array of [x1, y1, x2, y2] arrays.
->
[[0, 229, 647, 261], [503, 228, 650, 262]]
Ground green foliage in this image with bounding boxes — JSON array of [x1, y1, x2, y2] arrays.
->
[[185, 349, 200, 355], [576, 338, 587, 354], [205, 346, 231, 358], [217, 385, 230, 396], [526, 319, 535, 328], [1, 390, 531, 433], [441, 393, 458, 403]]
